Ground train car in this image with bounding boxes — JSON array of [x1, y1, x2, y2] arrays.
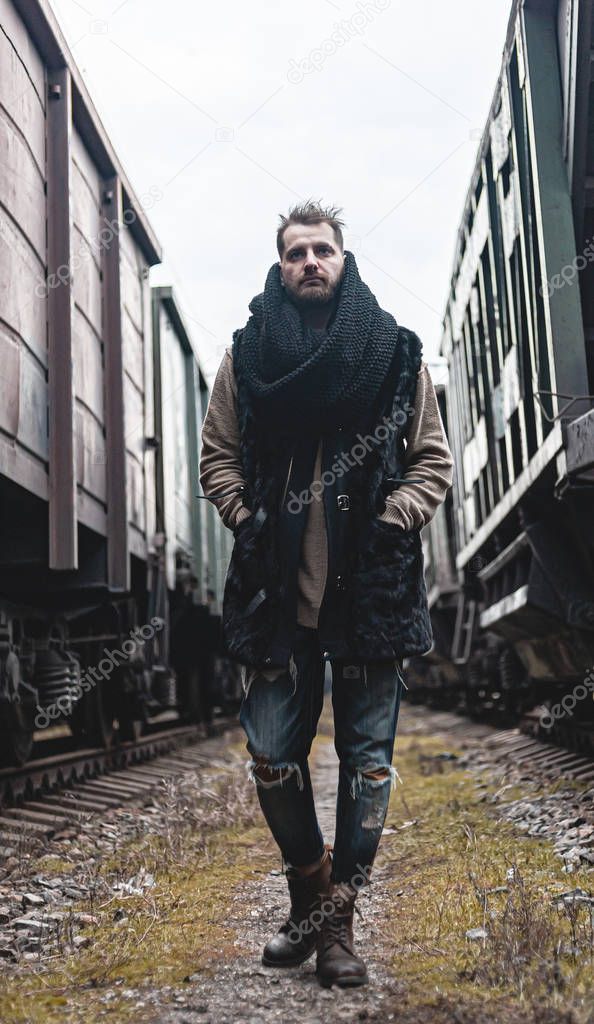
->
[[0, 0, 235, 767], [406, 382, 464, 709], [410, 0, 594, 746], [151, 287, 241, 729]]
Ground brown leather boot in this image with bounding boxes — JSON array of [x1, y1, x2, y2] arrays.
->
[[261, 845, 333, 967], [315, 881, 369, 987]]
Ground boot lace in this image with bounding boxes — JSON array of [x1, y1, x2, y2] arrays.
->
[[321, 903, 363, 953], [323, 913, 351, 951]]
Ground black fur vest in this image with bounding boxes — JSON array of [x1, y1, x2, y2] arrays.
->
[[222, 325, 433, 669]]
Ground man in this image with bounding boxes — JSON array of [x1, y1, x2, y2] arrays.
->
[[199, 201, 453, 988]]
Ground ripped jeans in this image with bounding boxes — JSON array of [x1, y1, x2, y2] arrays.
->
[[238, 624, 404, 885]]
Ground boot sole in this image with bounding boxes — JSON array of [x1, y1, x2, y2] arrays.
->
[[261, 944, 316, 968], [317, 971, 369, 988]]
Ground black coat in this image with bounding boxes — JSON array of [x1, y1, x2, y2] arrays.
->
[[222, 325, 433, 669]]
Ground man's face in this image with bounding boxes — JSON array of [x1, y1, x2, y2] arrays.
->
[[279, 222, 345, 307]]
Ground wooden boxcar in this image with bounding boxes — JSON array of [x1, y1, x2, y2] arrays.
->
[[0, 0, 235, 766]]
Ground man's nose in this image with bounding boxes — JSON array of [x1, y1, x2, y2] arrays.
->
[[304, 252, 319, 272]]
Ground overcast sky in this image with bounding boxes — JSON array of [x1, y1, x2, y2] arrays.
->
[[49, 0, 511, 384]]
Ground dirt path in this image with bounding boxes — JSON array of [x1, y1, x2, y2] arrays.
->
[[153, 732, 406, 1024]]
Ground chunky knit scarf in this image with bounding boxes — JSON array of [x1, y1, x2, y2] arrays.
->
[[233, 250, 400, 437]]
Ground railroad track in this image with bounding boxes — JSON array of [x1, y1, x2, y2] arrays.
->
[[2, 702, 594, 870], [399, 705, 594, 784], [478, 727, 594, 784], [0, 718, 237, 863]]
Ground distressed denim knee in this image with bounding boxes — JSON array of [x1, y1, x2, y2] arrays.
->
[[246, 755, 305, 791], [348, 761, 401, 800], [237, 628, 327, 868]]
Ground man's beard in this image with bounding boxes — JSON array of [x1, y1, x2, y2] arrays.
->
[[284, 270, 343, 310]]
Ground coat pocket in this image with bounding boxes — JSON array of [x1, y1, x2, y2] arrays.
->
[[227, 513, 267, 613], [348, 519, 431, 659]]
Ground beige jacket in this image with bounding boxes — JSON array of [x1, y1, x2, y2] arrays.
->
[[200, 347, 454, 629]]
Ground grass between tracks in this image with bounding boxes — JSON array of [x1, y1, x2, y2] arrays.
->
[[0, 713, 593, 1023], [378, 730, 594, 1023], [0, 734, 273, 1024]]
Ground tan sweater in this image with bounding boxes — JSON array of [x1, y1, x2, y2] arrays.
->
[[199, 347, 454, 628]]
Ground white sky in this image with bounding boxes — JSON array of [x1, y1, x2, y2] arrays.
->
[[49, 0, 511, 384]]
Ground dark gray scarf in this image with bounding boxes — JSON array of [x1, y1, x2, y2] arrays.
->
[[233, 251, 400, 437]]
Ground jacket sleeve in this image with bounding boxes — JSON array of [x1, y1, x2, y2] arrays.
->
[[198, 347, 253, 532], [377, 361, 454, 530]]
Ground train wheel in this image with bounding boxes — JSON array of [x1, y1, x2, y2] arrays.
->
[[0, 702, 34, 767], [118, 714, 145, 743], [219, 658, 243, 713], [70, 680, 116, 749], [116, 667, 147, 742], [0, 653, 35, 766], [177, 665, 204, 723], [465, 662, 484, 718], [499, 647, 531, 720]]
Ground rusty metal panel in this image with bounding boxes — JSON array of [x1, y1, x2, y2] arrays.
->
[[564, 407, 594, 473], [17, 347, 46, 459], [159, 303, 192, 588], [556, 0, 577, 166], [142, 267, 156, 555], [0, 0, 45, 168], [0, 0, 48, 502], [151, 287, 206, 594], [121, 312, 145, 395], [0, 335, 20, 436], [47, 65, 77, 570], [194, 362, 211, 602], [424, 501, 458, 604], [119, 225, 151, 560], [102, 177, 128, 590], [72, 314, 105, 454], [70, 127, 106, 513], [123, 374, 145, 527], [120, 227, 144, 330]]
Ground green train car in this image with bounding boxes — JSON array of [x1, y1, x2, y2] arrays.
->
[[408, 0, 594, 751]]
